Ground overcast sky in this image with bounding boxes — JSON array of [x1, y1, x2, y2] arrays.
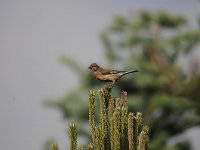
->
[[0, 0, 200, 150]]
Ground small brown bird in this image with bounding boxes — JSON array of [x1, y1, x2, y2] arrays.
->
[[88, 63, 138, 84]]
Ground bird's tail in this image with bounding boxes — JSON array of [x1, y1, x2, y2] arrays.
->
[[122, 70, 139, 76]]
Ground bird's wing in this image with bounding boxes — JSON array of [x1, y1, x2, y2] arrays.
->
[[98, 68, 113, 75], [99, 68, 123, 75]]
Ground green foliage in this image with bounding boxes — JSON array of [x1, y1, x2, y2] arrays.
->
[[47, 11, 200, 150], [182, 75, 200, 114]]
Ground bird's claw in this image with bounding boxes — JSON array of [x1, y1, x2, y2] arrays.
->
[[104, 83, 114, 89]]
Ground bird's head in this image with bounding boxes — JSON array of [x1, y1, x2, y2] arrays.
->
[[88, 63, 100, 72]]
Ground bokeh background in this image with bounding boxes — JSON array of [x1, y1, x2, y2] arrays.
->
[[1, 0, 200, 150]]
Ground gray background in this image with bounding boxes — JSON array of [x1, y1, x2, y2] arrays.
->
[[0, 0, 200, 150]]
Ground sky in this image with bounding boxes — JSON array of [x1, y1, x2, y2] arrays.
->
[[0, 0, 200, 150]]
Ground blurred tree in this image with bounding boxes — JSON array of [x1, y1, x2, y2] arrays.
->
[[46, 11, 200, 150]]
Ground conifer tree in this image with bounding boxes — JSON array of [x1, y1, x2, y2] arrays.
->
[[47, 11, 200, 150]]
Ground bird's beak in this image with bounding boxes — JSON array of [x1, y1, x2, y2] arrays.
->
[[88, 66, 91, 69]]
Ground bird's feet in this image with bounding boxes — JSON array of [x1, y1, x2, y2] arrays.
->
[[104, 83, 114, 90]]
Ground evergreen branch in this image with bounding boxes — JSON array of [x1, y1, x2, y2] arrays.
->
[[69, 123, 77, 150], [89, 90, 96, 143], [51, 144, 58, 150], [113, 107, 121, 150], [138, 126, 149, 150], [128, 113, 134, 150]]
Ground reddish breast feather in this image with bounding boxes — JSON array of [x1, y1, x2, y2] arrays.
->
[[93, 71, 107, 81], [93, 72, 100, 79]]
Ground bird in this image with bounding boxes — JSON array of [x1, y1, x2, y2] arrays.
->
[[88, 63, 138, 85]]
